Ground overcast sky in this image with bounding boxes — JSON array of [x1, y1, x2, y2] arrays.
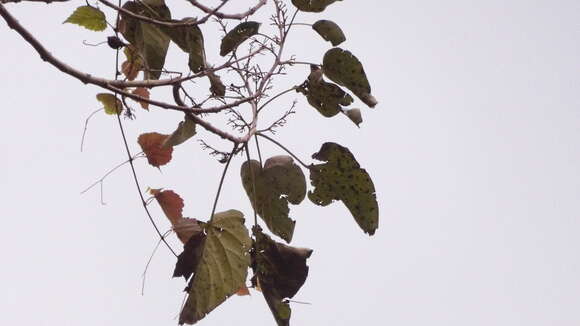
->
[[1, 1, 579, 325]]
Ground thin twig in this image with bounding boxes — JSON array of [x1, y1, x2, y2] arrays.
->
[[257, 133, 310, 169], [80, 108, 103, 152], [208, 143, 239, 222]]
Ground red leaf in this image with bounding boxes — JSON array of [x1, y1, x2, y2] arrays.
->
[[150, 189, 183, 225], [132, 87, 150, 110], [138, 132, 173, 167]]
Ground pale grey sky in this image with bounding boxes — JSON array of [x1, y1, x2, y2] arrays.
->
[[1, 1, 579, 325]]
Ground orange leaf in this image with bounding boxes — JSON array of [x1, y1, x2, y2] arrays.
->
[[150, 189, 183, 225], [132, 87, 150, 110], [236, 286, 250, 296], [138, 132, 173, 167]]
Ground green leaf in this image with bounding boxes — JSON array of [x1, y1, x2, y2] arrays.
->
[[252, 227, 313, 326], [312, 20, 346, 46], [297, 65, 353, 117], [160, 18, 206, 73], [220, 21, 261, 56], [63, 6, 107, 32], [308, 142, 379, 235], [207, 71, 226, 97], [291, 0, 343, 12], [241, 156, 307, 242], [179, 210, 252, 325], [96, 93, 122, 115], [323, 48, 378, 108], [162, 115, 197, 148], [119, 2, 171, 80]]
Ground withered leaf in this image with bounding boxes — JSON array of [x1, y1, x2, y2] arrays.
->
[[131, 87, 150, 110], [174, 230, 206, 280], [138, 132, 173, 167]]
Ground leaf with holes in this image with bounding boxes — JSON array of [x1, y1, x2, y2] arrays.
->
[[297, 66, 353, 117], [309, 142, 379, 235], [241, 156, 306, 242], [179, 210, 252, 325], [163, 115, 197, 148], [312, 20, 345, 46], [220, 21, 261, 56], [252, 227, 312, 326], [96, 93, 122, 115], [291, 0, 343, 12], [63, 6, 107, 31], [138, 132, 173, 167], [323, 48, 377, 108]]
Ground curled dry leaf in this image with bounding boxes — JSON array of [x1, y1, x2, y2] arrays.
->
[[121, 45, 142, 81], [131, 87, 150, 110], [138, 132, 173, 167]]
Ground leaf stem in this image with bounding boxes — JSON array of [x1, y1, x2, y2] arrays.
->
[[256, 133, 311, 169], [257, 86, 297, 113], [208, 143, 239, 223], [244, 143, 259, 227]]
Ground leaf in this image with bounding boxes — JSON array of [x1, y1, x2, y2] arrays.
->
[[220, 21, 261, 56], [119, 2, 171, 80], [161, 18, 206, 73], [240, 156, 307, 242], [297, 65, 353, 117], [252, 227, 313, 326], [131, 87, 150, 110], [174, 230, 205, 280], [162, 115, 197, 148], [179, 210, 252, 325], [137, 132, 173, 167], [96, 93, 122, 115], [63, 5, 107, 31], [236, 286, 250, 296], [312, 20, 346, 46], [309, 142, 379, 235], [291, 0, 343, 12], [150, 188, 202, 244], [207, 72, 226, 97], [344, 108, 362, 127], [323, 48, 378, 108], [121, 45, 142, 81]]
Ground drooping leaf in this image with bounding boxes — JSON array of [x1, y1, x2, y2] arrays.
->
[[162, 115, 197, 148], [309, 142, 379, 235], [291, 0, 342, 12], [252, 227, 313, 326], [312, 20, 345, 46], [240, 156, 307, 242], [131, 87, 150, 110], [207, 72, 226, 97], [137, 132, 173, 167], [220, 21, 261, 56], [161, 18, 206, 73], [121, 45, 142, 81], [119, 2, 171, 80], [64, 5, 107, 31], [297, 65, 353, 117], [344, 108, 362, 127], [323, 48, 377, 108], [150, 188, 202, 244], [179, 210, 252, 325], [174, 230, 205, 280], [96, 93, 122, 115]]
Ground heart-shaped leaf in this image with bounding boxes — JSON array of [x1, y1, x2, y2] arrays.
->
[[309, 142, 379, 235], [220, 21, 261, 56], [312, 20, 345, 46], [323, 48, 377, 108], [137, 132, 173, 167], [240, 156, 306, 242], [64, 6, 107, 31], [291, 0, 343, 12], [178, 210, 252, 325]]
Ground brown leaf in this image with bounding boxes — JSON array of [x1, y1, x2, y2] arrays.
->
[[173, 217, 202, 244], [174, 231, 206, 280], [236, 286, 250, 296], [121, 45, 142, 81], [150, 189, 184, 225], [138, 132, 173, 167], [132, 87, 150, 110]]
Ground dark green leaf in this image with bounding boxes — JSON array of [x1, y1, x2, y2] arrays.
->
[[64, 5, 107, 31], [323, 48, 377, 107], [291, 0, 343, 12], [162, 115, 197, 148], [207, 71, 226, 97], [160, 18, 206, 73], [312, 20, 346, 46], [309, 142, 379, 235], [298, 65, 353, 117], [179, 210, 252, 325], [220, 21, 261, 56], [252, 227, 312, 326], [240, 156, 307, 242]]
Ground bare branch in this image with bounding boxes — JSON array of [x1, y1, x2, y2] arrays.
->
[[187, 0, 267, 20]]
